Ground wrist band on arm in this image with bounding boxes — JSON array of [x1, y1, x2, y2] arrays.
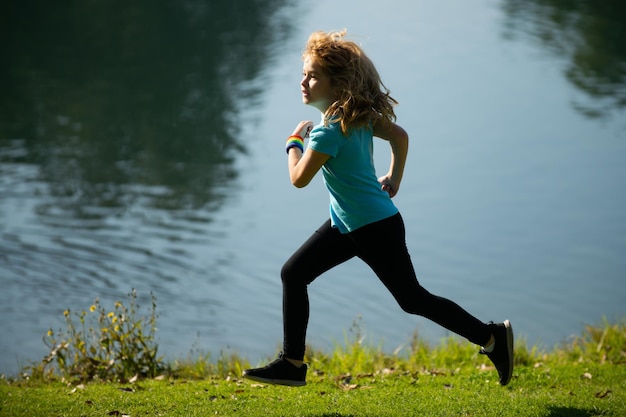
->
[[285, 135, 304, 154]]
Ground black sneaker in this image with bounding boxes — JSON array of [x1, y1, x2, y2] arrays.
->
[[243, 353, 307, 387], [480, 320, 514, 386]]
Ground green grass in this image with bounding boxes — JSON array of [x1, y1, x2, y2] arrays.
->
[[2, 318, 624, 416]]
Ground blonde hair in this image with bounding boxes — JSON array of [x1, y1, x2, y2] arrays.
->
[[303, 30, 398, 136]]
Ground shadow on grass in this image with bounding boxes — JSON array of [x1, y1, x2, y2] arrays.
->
[[307, 408, 604, 417], [305, 414, 355, 417], [546, 406, 603, 417]]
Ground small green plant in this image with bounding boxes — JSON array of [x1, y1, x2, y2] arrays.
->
[[169, 349, 251, 380], [559, 316, 626, 365], [307, 316, 412, 378], [38, 289, 166, 382]]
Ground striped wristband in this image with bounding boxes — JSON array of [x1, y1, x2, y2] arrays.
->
[[285, 135, 304, 154]]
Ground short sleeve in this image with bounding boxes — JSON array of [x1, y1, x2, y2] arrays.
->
[[307, 123, 343, 157]]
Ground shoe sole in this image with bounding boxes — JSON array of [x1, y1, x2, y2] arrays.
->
[[502, 319, 514, 386], [243, 373, 306, 387]]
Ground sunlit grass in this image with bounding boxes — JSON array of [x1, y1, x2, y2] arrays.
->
[[2, 317, 624, 417], [9, 290, 625, 386], [1, 307, 624, 417]]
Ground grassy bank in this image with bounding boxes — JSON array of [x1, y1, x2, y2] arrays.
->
[[1, 318, 624, 416]]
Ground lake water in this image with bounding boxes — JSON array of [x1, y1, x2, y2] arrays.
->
[[1, 0, 625, 376]]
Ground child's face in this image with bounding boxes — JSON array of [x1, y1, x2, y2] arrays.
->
[[301, 56, 335, 112]]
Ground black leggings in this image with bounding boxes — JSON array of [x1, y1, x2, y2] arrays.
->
[[280, 213, 492, 360]]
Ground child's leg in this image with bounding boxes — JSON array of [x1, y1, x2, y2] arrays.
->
[[280, 219, 356, 360], [350, 213, 492, 346]]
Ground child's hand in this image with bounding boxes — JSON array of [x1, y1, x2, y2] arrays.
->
[[291, 121, 314, 139], [378, 176, 399, 198]]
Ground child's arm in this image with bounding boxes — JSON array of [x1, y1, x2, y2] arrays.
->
[[373, 121, 409, 198], [287, 120, 330, 188]]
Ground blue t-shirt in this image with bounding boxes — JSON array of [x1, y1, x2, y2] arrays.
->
[[308, 117, 398, 233]]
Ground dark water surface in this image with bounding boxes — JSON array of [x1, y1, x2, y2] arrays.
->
[[1, 0, 625, 375]]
